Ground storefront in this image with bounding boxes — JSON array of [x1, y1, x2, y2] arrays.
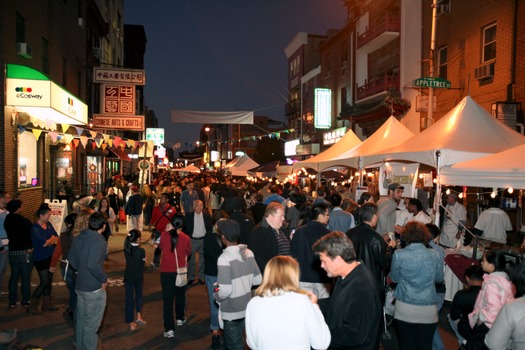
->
[[5, 64, 88, 215]]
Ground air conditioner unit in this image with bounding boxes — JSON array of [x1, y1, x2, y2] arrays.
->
[[474, 63, 495, 80], [17, 42, 33, 59], [92, 47, 101, 59]]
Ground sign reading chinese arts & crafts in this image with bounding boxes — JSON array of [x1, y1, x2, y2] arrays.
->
[[101, 84, 135, 115], [146, 128, 165, 146], [92, 115, 144, 130], [93, 67, 145, 85]]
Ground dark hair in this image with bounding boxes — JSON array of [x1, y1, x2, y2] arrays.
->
[[359, 203, 377, 223], [484, 250, 508, 272], [464, 264, 484, 282], [408, 198, 424, 213], [510, 260, 525, 298], [329, 193, 342, 207], [311, 202, 330, 221], [124, 229, 141, 256], [312, 231, 356, 263], [403, 221, 431, 244], [425, 223, 441, 240], [170, 214, 185, 251], [161, 193, 170, 201], [64, 213, 78, 234], [35, 203, 51, 218], [357, 192, 373, 205], [6, 199, 22, 213], [88, 211, 107, 231]]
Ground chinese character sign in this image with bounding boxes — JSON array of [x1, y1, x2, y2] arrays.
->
[[102, 84, 135, 115]]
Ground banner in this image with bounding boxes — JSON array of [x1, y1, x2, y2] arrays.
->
[[379, 162, 419, 198], [44, 199, 68, 234], [171, 110, 253, 124]]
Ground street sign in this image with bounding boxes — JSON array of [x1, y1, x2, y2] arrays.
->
[[413, 77, 451, 89]]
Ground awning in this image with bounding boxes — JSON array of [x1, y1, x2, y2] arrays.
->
[[107, 146, 132, 161], [6, 64, 88, 126]]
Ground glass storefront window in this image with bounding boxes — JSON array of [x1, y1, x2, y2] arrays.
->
[[85, 156, 102, 194], [18, 130, 39, 188]]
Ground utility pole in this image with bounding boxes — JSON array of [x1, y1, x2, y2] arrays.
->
[[427, 0, 438, 128]]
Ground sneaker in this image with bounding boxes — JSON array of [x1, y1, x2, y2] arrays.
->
[[22, 301, 30, 307], [8, 303, 16, 309], [150, 262, 159, 270], [176, 318, 186, 326], [211, 335, 221, 349], [163, 330, 175, 338]]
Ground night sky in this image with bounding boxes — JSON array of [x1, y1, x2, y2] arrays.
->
[[124, 0, 347, 152]]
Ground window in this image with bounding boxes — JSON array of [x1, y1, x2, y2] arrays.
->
[[341, 41, 348, 66], [438, 46, 447, 79], [482, 23, 497, 62], [42, 38, 49, 74], [18, 131, 40, 188], [16, 12, 25, 43]]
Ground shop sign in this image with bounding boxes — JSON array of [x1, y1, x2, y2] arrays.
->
[[92, 115, 144, 130], [323, 127, 346, 145], [314, 88, 332, 129], [101, 84, 135, 115], [44, 199, 68, 233], [93, 67, 145, 85], [146, 128, 165, 146]]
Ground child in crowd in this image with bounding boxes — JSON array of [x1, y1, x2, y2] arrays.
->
[[466, 250, 515, 349], [124, 229, 147, 331]]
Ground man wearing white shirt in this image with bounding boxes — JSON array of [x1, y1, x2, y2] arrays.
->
[[440, 193, 467, 248], [184, 200, 213, 284], [474, 199, 512, 244]]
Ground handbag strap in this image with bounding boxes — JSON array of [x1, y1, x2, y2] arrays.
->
[[173, 242, 187, 269]]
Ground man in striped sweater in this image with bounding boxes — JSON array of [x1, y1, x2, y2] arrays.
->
[[214, 219, 262, 350]]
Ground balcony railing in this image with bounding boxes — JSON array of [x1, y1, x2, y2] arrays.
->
[[357, 15, 400, 49], [356, 74, 399, 100]]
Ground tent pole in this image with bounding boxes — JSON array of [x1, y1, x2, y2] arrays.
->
[[433, 150, 441, 226]]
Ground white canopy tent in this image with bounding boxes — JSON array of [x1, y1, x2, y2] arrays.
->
[[173, 164, 201, 173], [440, 143, 525, 188], [317, 116, 415, 171], [365, 96, 525, 168], [224, 155, 259, 177], [293, 128, 361, 172]]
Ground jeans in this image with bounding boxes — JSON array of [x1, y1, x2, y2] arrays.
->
[[223, 318, 245, 350], [125, 281, 143, 323], [160, 272, 186, 331], [8, 252, 33, 304], [61, 263, 77, 312], [205, 275, 220, 331], [75, 289, 107, 350], [188, 238, 204, 280], [0, 251, 8, 294], [396, 319, 437, 350], [432, 293, 446, 350], [447, 314, 466, 345]]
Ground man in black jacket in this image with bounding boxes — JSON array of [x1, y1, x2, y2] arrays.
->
[[313, 231, 381, 350], [291, 202, 331, 299], [346, 203, 395, 300]]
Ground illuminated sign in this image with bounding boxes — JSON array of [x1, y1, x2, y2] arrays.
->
[[101, 84, 135, 115], [284, 139, 300, 156], [323, 127, 347, 145], [314, 88, 331, 129], [92, 115, 144, 130], [93, 67, 146, 85], [146, 128, 165, 146]]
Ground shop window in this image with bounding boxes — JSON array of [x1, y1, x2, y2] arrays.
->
[[18, 131, 40, 188]]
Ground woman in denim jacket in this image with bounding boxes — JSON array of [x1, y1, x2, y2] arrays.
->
[[389, 221, 444, 350]]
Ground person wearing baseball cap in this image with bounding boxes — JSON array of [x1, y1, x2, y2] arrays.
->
[[376, 183, 404, 235]]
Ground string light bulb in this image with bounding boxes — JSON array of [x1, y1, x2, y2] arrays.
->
[[445, 189, 451, 195], [458, 193, 464, 199], [490, 192, 497, 198], [508, 187, 514, 194]]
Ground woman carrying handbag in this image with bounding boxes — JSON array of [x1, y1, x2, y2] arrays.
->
[[156, 215, 191, 339]]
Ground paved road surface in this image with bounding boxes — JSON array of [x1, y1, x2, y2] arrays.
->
[[0, 226, 460, 349]]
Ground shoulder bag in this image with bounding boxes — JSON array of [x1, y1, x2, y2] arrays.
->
[[174, 246, 188, 287]]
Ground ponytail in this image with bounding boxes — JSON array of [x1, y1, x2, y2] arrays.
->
[[124, 229, 141, 256]]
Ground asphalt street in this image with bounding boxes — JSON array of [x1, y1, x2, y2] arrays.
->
[[0, 225, 459, 349]]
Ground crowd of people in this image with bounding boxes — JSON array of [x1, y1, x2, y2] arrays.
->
[[1, 169, 525, 350]]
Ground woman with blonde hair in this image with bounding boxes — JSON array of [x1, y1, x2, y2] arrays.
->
[[245, 256, 331, 350]]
